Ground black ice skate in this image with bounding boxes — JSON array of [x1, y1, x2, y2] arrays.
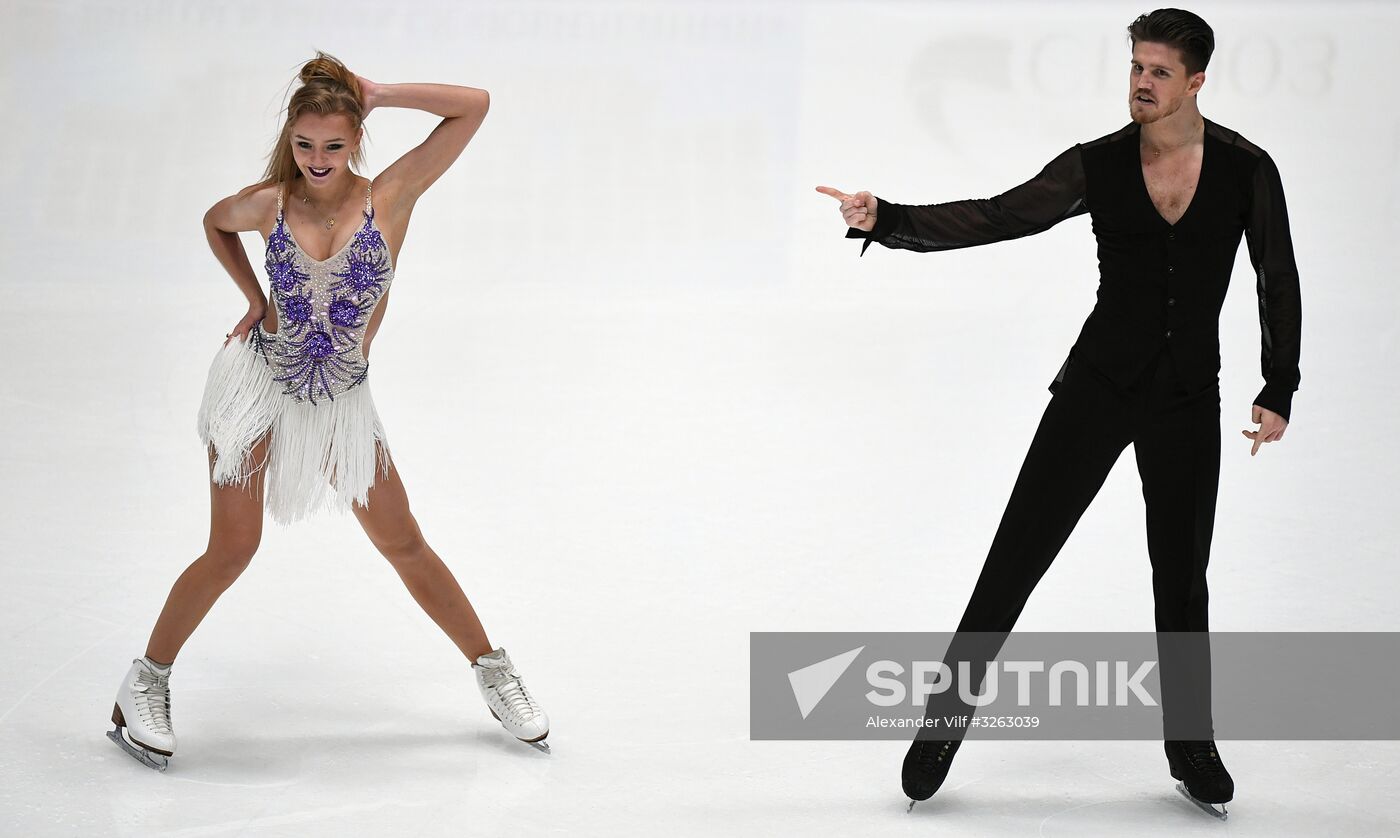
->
[[902, 736, 962, 811], [1165, 739, 1232, 819]]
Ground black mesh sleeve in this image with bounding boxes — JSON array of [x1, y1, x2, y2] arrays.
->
[[845, 144, 1089, 256], [1244, 151, 1302, 422]]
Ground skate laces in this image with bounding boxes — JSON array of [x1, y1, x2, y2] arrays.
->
[[912, 739, 958, 771], [133, 665, 173, 735], [482, 664, 540, 721], [1181, 741, 1225, 776]]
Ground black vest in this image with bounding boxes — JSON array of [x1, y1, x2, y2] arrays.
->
[[848, 117, 1301, 421]]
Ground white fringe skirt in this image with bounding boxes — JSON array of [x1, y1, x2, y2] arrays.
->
[[195, 330, 392, 525]]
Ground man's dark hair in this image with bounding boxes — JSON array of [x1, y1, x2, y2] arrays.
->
[[1127, 9, 1214, 76]]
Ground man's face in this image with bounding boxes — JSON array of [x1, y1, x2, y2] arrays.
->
[[1128, 41, 1205, 124]]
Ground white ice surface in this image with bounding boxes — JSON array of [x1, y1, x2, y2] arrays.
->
[[3, 1, 1399, 836]]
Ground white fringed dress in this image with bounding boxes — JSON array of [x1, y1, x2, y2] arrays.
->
[[196, 180, 394, 525]]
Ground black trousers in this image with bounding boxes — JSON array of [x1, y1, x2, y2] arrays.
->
[[925, 346, 1221, 739]]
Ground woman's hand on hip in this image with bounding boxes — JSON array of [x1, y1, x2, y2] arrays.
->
[[224, 303, 267, 347]]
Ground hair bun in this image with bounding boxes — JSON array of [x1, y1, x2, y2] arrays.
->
[[297, 50, 360, 100]]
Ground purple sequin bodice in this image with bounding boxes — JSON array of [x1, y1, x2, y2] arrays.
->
[[260, 181, 394, 404]]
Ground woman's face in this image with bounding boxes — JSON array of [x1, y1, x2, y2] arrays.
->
[[289, 112, 360, 189]]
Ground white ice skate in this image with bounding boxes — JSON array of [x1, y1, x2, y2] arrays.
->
[[473, 647, 550, 753], [107, 657, 176, 771]]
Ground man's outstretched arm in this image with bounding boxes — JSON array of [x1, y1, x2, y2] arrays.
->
[[819, 144, 1089, 257]]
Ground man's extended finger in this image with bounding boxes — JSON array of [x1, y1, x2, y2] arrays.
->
[[816, 185, 853, 202]]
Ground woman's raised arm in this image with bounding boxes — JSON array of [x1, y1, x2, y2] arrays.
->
[[362, 76, 490, 213]]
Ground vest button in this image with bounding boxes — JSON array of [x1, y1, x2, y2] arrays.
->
[[1167, 297, 1176, 306], [1167, 265, 1174, 273], [1168, 232, 1175, 240], [1166, 329, 1173, 338]]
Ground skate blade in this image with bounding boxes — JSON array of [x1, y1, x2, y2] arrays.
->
[[907, 799, 917, 813], [490, 707, 550, 753], [107, 725, 169, 772], [1175, 781, 1227, 820]]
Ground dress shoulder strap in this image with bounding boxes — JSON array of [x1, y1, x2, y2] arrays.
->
[[364, 179, 373, 215], [276, 182, 284, 216]]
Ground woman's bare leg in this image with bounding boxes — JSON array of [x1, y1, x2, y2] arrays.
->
[[143, 436, 268, 663], [352, 451, 492, 662]]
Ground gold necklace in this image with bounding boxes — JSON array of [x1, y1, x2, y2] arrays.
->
[[1146, 119, 1203, 158], [299, 181, 353, 229]]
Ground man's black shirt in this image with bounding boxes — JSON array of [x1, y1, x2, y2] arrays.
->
[[847, 117, 1302, 421]]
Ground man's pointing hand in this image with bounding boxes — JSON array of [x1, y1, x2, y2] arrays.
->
[[817, 186, 878, 232]]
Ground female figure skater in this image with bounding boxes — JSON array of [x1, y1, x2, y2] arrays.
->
[[106, 52, 549, 771]]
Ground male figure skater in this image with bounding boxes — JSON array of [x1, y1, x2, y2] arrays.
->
[[818, 8, 1300, 816]]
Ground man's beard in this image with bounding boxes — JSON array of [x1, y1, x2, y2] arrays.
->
[[1132, 109, 1159, 124], [1131, 98, 1171, 124]]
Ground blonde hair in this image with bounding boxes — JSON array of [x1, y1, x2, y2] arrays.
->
[[254, 51, 369, 192]]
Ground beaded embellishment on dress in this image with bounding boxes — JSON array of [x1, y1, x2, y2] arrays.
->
[[264, 182, 394, 404], [195, 178, 395, 526]]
